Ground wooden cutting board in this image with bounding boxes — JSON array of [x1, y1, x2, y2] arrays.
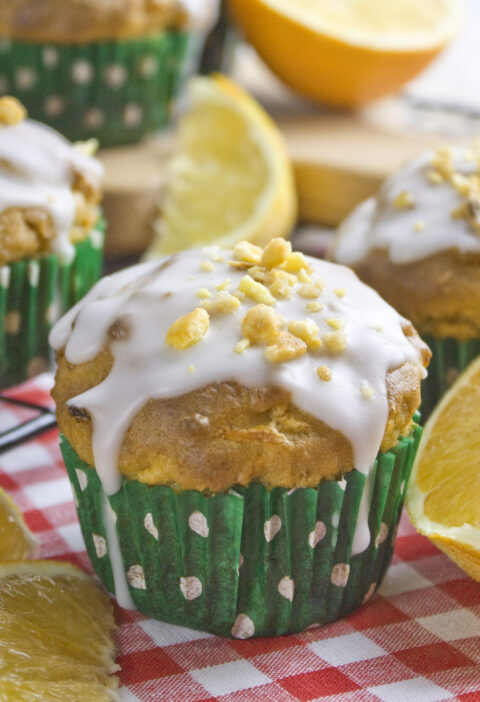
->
[[99, 47, 456, 256]]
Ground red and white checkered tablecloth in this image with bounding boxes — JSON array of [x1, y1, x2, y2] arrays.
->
[[1, 375, 479, 702]]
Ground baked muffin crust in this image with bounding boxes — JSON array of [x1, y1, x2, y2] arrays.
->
[[0, 0, 187, 43]]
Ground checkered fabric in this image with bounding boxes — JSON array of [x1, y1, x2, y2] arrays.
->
[[1, 375, 479, 702]]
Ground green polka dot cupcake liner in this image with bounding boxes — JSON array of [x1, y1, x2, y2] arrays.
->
[[61, 421, 421, 638], [0, 32, 196, 146], [421, 335, 480, 419], [0, 221, 104, 388]]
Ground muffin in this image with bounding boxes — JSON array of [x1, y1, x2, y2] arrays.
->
[[0, 96, 104, 388], [331, 143, 480, 417], [0, 0, 219, 146], [50, 238, 430, 637]]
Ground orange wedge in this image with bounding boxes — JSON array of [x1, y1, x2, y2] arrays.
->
[[0, 486, 38, 562], [230, 0, 462, 106], [406, 356, 480, 581]]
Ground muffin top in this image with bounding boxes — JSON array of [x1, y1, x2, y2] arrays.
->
[[333, 144, 480, 266], [0, 0, 218, 43], [50, 239, 430, 496], [0, 97, 103, 266], [332, 144, 480, 339]]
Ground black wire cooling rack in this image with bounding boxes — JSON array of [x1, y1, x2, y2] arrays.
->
[[0, 395, 57, 456]]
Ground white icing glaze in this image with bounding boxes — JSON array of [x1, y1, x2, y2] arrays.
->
[[101, 493, 135, 610], [0, 119, 103, 264], [334, 148, 480, 266], [50, 247, 427, 500], [181, 0, 220, 33]]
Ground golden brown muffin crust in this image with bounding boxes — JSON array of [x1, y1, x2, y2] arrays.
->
[[353, 248, 480, 341], [0, 172, 102, 266], [0, 0, 186, 44], [52, 339, 427, 493]]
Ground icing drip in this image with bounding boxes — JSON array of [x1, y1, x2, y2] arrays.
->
[[181, 0, 220, 32], [334, 146, 480, 266], [101, 493, 135, 610], [50, 247, 427, 499], [0, 119, 104, 263]]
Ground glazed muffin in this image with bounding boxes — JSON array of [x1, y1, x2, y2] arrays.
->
[[0, 0, 219, 146], [0, 96, 104, 387], [331, 143, 480, 416], [50, 238, 430, 637]]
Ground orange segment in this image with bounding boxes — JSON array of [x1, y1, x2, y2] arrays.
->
[[0, 561, 119, 700], [230, 0, 461, 107], [0, 487, 38, 562], [406, 356, 480, 581]]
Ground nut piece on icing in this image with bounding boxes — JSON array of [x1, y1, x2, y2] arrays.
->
[[202, 291, 240, 314], [323, 331, 347, 353], [239, 275, 276, 305], [233, 241, 263, 264], [261, 237, 292, 269], [288, 319, 322, 350], [242, 304, 282, 344], [0, 96, 27, 126], [165, 308, 209, 350], [265, 331, 307, 363]]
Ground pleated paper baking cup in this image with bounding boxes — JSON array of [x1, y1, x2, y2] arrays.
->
[[0, 32, 193, 146], [421, 335, 480, 419], [0, 221, 104, 388], [61, 422, 421, 638]]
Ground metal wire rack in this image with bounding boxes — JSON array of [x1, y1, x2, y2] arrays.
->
[[0, 396, 57, 456]]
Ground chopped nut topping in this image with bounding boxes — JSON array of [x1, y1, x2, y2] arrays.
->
[[200, 260, 214, 272], [228, 260, 250, 270], [261, 237, 292, 268], [247, 265, 269, 284], [288, 319, 322, 350], [233, 290, 246, 302], [196, 287, 211, 299], [284, 252, 312, 274], [165, 308, 209, 350], [211, 253, 225, 263], [242, 304, 282, 344], [239, 275, 276, 305], [0, 96, 27, 126], [361, 382, 375, 400], [216, 278, 231, 291], [188, 364, 196, 373], [297, 278, 325, 299], [323, 330, 347, 353], [414, 220, 426, 232], [334, 288, 346, 298], [298, 269, 311, 283], [451, 173, 471, 196], [393, 190, 415, 210], [234, 338, 251, 354], [427, 170, 444, 185], [316, 365, 332, 382], [202, 291, 240, 314], [188, 276, 196, 281], [431, 147, 453, 179], [306, 301, 323, 313], [370, 322, 384, 332], [326, 317, 345, 330], [265, 331, 307, 363], [233, 240, 263, 264]]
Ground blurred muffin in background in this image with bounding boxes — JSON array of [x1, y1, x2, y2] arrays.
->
[[0, 96, 104, 387], [331, 142, 480, 417], [0, 0, 219, 146]]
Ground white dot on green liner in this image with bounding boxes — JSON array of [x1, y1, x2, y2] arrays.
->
[[42, 46, 59, 68], [287, 488, 297, 496], [127, 564, 146, 590], [188, 511, 209, 538], [139, 55, 158, 77], [4, 311, 21, 335], [92, 534, 107, 558], [180, 576, 202, 600], [278, 576, 294, 601], [75, 469, 88, 491], [44, 95, 65, 118], [308, 521, 326, 548], [363, 582, 377, 604], [0, 266, 10, 288], [375, 522, 389, 547], [72, 59, 94, 85], [15, 67, 36, 90], [231, 613, 255, 639], [331, 511, 340, 528], [144, 513, 159, 540], [123, 103, 143, 128], [264, 515, 282, 542], [338, 478, 347, 491], [28, 261, 40, 287], [331, 563, 350, 587], [83, 107, 105, 129], [104, 64, 128, 89]]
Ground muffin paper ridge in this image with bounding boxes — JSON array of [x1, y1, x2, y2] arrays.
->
[[0, 32, 195, 146], [0, 220, 104, 388], [421, 335, 480, 419], [61, 423, 421, 638]]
